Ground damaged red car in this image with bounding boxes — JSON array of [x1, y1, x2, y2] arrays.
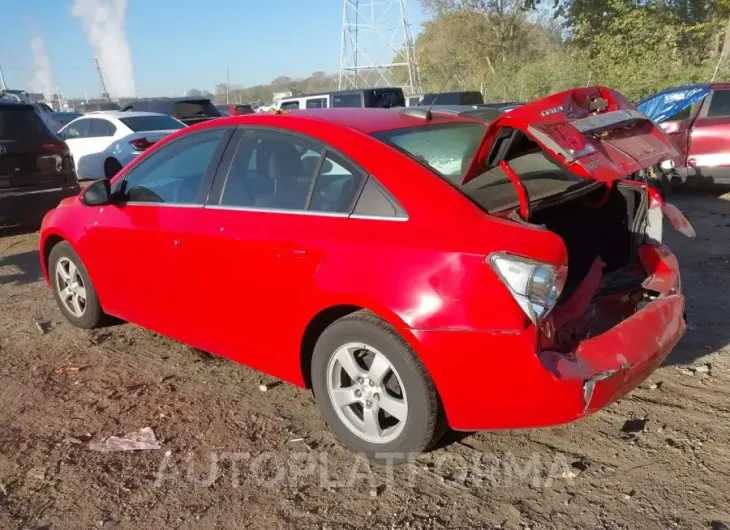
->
[[39, 86, 694, 459]]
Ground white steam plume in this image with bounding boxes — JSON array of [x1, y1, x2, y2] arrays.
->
[[29, 36, 54, 98], [70, 0, 136, 97]]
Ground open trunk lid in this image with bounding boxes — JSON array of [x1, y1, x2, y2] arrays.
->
[[465, 86, 679, 188]]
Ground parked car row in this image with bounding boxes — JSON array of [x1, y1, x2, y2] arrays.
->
[[37, 85, 694, 460]]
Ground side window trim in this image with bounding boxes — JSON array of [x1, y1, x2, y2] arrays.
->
[[114, 126, 234, 206], [203, 124, 407, 219]]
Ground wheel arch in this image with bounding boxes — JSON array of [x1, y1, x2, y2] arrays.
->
[[41, 232, 67, 284], [298, 301, 420, 389]]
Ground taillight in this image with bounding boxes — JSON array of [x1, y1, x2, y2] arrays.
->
[[529, 122, 596, 162], [129, 138, 154, 151], [488, 253, 567, 324], [43, 141, 70, 156]]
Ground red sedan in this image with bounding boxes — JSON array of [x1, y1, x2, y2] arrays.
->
[[40, 87, 692, 458]]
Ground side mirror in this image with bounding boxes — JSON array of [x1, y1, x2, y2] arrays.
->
[[81, 179, 112, 206]]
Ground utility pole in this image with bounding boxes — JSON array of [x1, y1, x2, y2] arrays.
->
[[94, 58, 110, 101], [0, 61, 7, 90], [55, 84, 62, 111], [226, 66, 230, 104]]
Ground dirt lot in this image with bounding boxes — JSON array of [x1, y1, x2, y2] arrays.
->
[[1, 191, 729, 530]]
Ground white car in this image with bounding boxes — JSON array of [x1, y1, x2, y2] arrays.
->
[[58, 111, 185, 180]]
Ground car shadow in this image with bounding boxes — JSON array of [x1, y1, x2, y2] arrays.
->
[[0, 250, 43, 286], [661, 184, 730, 366]]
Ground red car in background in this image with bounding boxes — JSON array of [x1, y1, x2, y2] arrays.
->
[[640, 82, 730, 184], [39, 87, 693, 459]]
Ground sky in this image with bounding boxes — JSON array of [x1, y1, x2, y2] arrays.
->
[[0, 0, 427, 100]]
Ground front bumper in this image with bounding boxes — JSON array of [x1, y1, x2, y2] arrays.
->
[[0, 184, 80, 224], [412, 244, 686, 432]]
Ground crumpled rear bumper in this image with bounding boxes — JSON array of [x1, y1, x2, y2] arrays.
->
[[539, 293, 685, 415], [413, 244, 686, 431]]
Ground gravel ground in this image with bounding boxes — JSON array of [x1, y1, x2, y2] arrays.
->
[[0, 191, 729, 530]]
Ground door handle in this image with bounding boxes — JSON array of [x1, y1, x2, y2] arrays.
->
[[172, 239, 182, 247]]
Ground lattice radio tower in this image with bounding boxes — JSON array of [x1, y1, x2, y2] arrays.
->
[[338, 0, 422, 95]]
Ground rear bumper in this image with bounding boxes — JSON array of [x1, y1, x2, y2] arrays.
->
[[413, 244, 686, 431], [0, 184, 80, 223]]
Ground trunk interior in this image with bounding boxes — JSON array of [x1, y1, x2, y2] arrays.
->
[[531, 183, 651, 351]]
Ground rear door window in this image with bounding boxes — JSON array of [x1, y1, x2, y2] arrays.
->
[[279, 100, 301, 110], [87, 118, 116, 137], [305, 97, 328, 109], [220, 129, 323, 210], [332, 94, 362, 108], [706, 90, 730, 118]]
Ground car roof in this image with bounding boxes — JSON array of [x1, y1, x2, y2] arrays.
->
[[217, 107, 478, 134], [280, 87, 403, 101]]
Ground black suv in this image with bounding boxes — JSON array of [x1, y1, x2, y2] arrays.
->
[[0, 101, 80, 228], [122, 97, 222, 126]]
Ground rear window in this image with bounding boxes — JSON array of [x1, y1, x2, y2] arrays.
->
[[0, 106, 52, 140], [121, 115, 185, 132], [421, 92, 484, 106], [372, 122, 486, 182], [365, 89, 405, 108], [173, 100, 221, 119]]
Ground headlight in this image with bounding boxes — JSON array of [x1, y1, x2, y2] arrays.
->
[[488, 253, 567, 324]]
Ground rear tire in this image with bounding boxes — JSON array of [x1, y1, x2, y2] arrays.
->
[[311, 310, 446, 461], [48, 241, 105, 329], [104, 158, 123, 179]]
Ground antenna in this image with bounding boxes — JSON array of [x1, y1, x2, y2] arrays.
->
[[339, 0, 422, 96], [425, 65, 460, 114], [400, 65, 460, 121]]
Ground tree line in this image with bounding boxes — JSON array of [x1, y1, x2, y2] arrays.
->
[[206, 0, 730, 105]]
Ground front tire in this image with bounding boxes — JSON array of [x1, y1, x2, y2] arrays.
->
[[49, 241, 105, 329], [311, 310, 445, 461]]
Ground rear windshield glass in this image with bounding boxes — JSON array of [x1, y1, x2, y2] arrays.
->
[[173, 100, 220, 119], [372, 122, 486, 182], [0, 106, 52, 140], [421, 92, 484, 106], [366, 89, 405, 108], [121, 115, 185, 132]]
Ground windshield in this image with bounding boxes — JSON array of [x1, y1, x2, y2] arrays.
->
[[0, 106, 53, 140], [121, 115, 185, 131], [173, 100, 220, 119], [372, 122, 486, 182]]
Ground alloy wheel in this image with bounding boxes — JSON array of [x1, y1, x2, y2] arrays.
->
[[326, 342, 408, 444], [55, 257, 87, 318]]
